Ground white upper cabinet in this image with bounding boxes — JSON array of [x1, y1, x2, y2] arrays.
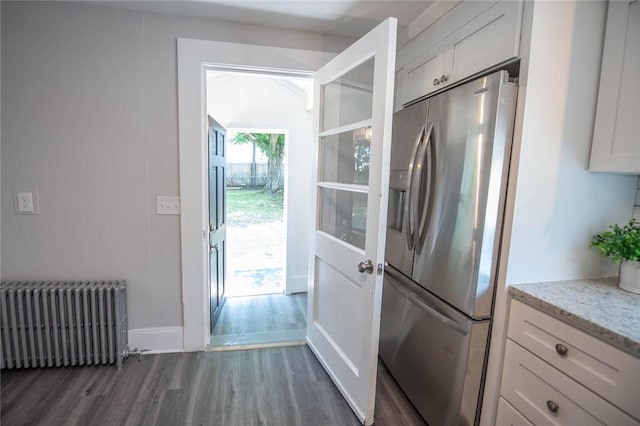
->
[[394, 0, 523, 110], [590, 0, 640, 173]]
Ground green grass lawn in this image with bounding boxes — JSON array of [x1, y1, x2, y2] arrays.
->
[[226, 188, 284, 225]]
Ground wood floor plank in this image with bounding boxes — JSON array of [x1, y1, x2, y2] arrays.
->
[[155, 389, 189, 426], [124, 354, 182, 426], [70, 395, 112, 426], [1, 345, 425, 425], [374, 362, 426, 425], [10, 368, 78, 424], [293, 378, 361, 426]]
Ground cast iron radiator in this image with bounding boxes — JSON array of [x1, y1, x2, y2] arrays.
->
[[0, 281, 128, 369]]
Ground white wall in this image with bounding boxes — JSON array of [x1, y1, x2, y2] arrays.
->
[[0, 1, 352, 338], [206, 73, 313, 294], [506, 0, 637, 285]]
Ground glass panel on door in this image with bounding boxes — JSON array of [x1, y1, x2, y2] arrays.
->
[[321, 57, 375, 131], [318, 187, 368, 250], [320, 126, 372, 185]]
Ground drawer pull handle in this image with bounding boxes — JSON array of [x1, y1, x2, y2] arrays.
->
[[440, 74, 449, 83], [433, 78, 441, 86], [546, 400, 559, 414], [555, 343, 568, 356]]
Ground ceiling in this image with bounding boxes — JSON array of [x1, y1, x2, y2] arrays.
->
[[86, 0, 437, 39]]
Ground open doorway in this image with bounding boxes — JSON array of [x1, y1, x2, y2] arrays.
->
[[225, 129, 285, 297], [205, 69, 313, 349]]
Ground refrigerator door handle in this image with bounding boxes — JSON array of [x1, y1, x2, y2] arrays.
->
[[414, 122, 434, 254], [385, 267, 470, 335], [405, 125, 425, 251]]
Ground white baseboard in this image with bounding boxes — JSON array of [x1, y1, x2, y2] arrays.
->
[[286, 274, 308, 294], [128, 327, 184, 354]]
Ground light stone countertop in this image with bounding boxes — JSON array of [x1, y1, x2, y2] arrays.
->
[[509, 278, 640, 357]]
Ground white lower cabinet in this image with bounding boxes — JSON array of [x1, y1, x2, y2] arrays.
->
[[501, 340, 637, 425], [496, 397, 533, 426], [498, 300, 640, 425]]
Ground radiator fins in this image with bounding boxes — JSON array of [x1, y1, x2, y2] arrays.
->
[[0, 281, 128, 369]]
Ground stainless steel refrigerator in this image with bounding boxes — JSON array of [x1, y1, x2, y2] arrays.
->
[[379, 70, 518, 426]]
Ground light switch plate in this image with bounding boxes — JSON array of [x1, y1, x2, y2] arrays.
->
[[14, 190, 39, 215], [157, 196, 180, 215]]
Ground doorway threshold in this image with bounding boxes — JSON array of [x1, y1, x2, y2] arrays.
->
[[207, 328, 306, 351], [206, 339, 306, 352]]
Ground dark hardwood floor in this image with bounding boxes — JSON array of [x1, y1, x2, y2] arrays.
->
[[1, 345, 425, 425]]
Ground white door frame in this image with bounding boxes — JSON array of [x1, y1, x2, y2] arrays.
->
[[177, 38, 336, 351]]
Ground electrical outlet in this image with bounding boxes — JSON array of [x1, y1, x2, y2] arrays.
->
[[156, 196, 180, 215], [14, 190, 39, 215], [18, 192, 34, 212]]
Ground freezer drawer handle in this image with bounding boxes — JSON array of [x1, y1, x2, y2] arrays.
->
[[407, 295, 469, 335], [384, 270, 469, 335]]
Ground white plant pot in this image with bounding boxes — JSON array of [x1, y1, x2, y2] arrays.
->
[[619, 260, 640, 294]]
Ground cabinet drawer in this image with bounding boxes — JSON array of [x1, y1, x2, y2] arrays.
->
[[501, 340, 638, 425], [508, 300, 640, 419], [496, 397, 533, 426]]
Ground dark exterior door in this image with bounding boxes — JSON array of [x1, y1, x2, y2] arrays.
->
[[208, 115, 227, 332]]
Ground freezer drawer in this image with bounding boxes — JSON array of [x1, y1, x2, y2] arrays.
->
[[379, 266, 490, 426]]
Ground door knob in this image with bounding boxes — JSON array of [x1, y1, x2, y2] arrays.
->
[[432, 78, 440, 86], [555, 343, 568, 356], [357, 259, 374, 274], [440, 74, 449, 83]]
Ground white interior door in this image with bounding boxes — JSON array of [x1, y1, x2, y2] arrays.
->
[[306, 18, 397, 425]]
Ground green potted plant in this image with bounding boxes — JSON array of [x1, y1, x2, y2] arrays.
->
[[590, 219, 640, 294]]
